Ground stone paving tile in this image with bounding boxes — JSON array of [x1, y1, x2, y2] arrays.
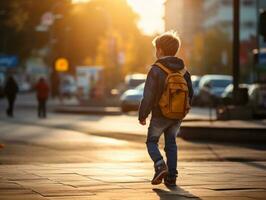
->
[[41, 174, 91, 182], [90, 188, 200, 200], [48, 197, 96, 200], [200, 183, 266, 190], [0, 194, 47, 200], [200, 197, 254, 200], [62, 181, 109, 188], [0, 182, 24, 189], [0, 162, 265, 199], [0, 188, 36, 195], [63, 184, 126, 192], [33, 188, 95, 197], [187, 188, 266, 198], [14, 179, 61, 186], [85, 175, 148, 183]]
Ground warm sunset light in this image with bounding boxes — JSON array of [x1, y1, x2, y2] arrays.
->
[[1, 0, 266, 199], [72, 0, 165, 35], [127, 0, 165, 35]]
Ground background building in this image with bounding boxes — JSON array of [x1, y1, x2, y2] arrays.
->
[[203, 0, 257, 41], [165, 0, 265, 42], [164, 0, 266, 78], [164, 0, 204, 43]]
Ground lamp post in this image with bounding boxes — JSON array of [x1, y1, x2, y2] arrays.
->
[[233, 0, 240, 105]]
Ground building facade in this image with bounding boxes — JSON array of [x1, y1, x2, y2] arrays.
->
[[165, 0, 265, 42], [203, 0, 259, 41], [164, 0, 204, 43]]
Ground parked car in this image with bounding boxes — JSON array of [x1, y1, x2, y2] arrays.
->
[[191, 75, 201, 105], [60, 75, 77, 98], [125, 74, 146, 89], [222, 83, 250, 104], [18, 81, 31, 93], [120, 83, 144, 112], [112, 73, 146, 99], [249, 83, 266, 117], [0, 72, 5, 98], [198, 75, 232, 106]]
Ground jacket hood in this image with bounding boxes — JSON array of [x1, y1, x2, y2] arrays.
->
[[155, 56, 184, 72]]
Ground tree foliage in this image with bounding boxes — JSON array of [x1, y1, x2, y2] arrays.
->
[[0, 0, 154, 87], [0, 0, 70, 60], [190, 27, 232, 75]]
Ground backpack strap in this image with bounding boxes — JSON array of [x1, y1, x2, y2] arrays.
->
[[155, 62, 172, 74], [155, 62, 187, 76], [179, 67, 187, 76]]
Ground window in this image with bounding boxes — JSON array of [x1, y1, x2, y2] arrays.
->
[[222, 0, 231, 6], [242, 21, 255, 29], [242, 0, 254, 6]]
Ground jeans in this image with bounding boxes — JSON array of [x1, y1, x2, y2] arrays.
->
[[146, 117, 181, 177], [38, 99, 47, 118], [6, 96, 16, 117]]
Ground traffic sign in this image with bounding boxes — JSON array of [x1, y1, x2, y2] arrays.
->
[[259, 52, 266, 65], [55, 58, 69, 72], [0, 55, 18, 68]]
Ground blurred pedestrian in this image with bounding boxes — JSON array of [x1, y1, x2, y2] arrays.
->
[[36, 78, 49, 118], [138, 31, 193, 187], [4, 76, 18, 117]]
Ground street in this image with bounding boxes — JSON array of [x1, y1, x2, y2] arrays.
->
[[0, 105, 266, 199], [1, 0, 266, 199]]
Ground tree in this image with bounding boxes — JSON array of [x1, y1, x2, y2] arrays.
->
[[0, 0, 70, 61], [0, 0, 154, 89], [190, 27, 232, 75]]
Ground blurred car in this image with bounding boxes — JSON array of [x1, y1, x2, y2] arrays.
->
[[0, 72, 5, 98], [249, 83, 266, 116], [60, 75, 77, 98], [18, 81, 31, 92], [112, 73, 146, 99], [124, 73, 146, 90], [120, 83, 144, 112], [221, 83, 250, 104], [198, 74, 232, 106], [191, 75, 201, 105]]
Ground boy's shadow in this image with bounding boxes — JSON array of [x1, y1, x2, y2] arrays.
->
[[153, 185, 201, 200]]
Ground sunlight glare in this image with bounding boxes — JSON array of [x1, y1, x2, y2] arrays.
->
[[72, 0, 90, 3], [127, 0, 165, 35], [72, 0, 164, 35]]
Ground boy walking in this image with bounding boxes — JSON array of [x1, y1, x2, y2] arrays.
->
[[138, 31, 193, 186]]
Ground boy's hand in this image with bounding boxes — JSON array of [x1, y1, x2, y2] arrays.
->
[[139, 119, 146, 126]]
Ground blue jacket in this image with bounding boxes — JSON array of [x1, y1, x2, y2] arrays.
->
[[138, 56, 194, 121]]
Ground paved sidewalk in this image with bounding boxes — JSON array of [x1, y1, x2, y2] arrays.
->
[[0, 162, 265, 200], [0, 119, 266, 200]]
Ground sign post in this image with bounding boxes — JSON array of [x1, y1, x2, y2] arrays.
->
[[233, 0, 240, 105], [0, 55, 18, 70], [54, 58, 69, 72]]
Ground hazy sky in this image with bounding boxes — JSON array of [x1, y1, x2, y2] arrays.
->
[[72, 0, 165, 35], [126, 0, 165, 35]]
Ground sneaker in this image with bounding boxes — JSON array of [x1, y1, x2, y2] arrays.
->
[[151, 160, 168, 185], [164, 175, 177, 187]]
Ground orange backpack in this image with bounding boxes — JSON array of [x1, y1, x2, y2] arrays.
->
[[156, 62, 191, 120]]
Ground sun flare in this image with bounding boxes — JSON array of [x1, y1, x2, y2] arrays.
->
[[72, 0, 164, 35]]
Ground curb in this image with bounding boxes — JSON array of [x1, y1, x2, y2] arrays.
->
[[53, 106, 122, 116], [179, 126, 266, 143]]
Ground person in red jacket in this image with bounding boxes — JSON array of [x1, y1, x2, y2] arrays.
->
[[36, 77, 49, 118]]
